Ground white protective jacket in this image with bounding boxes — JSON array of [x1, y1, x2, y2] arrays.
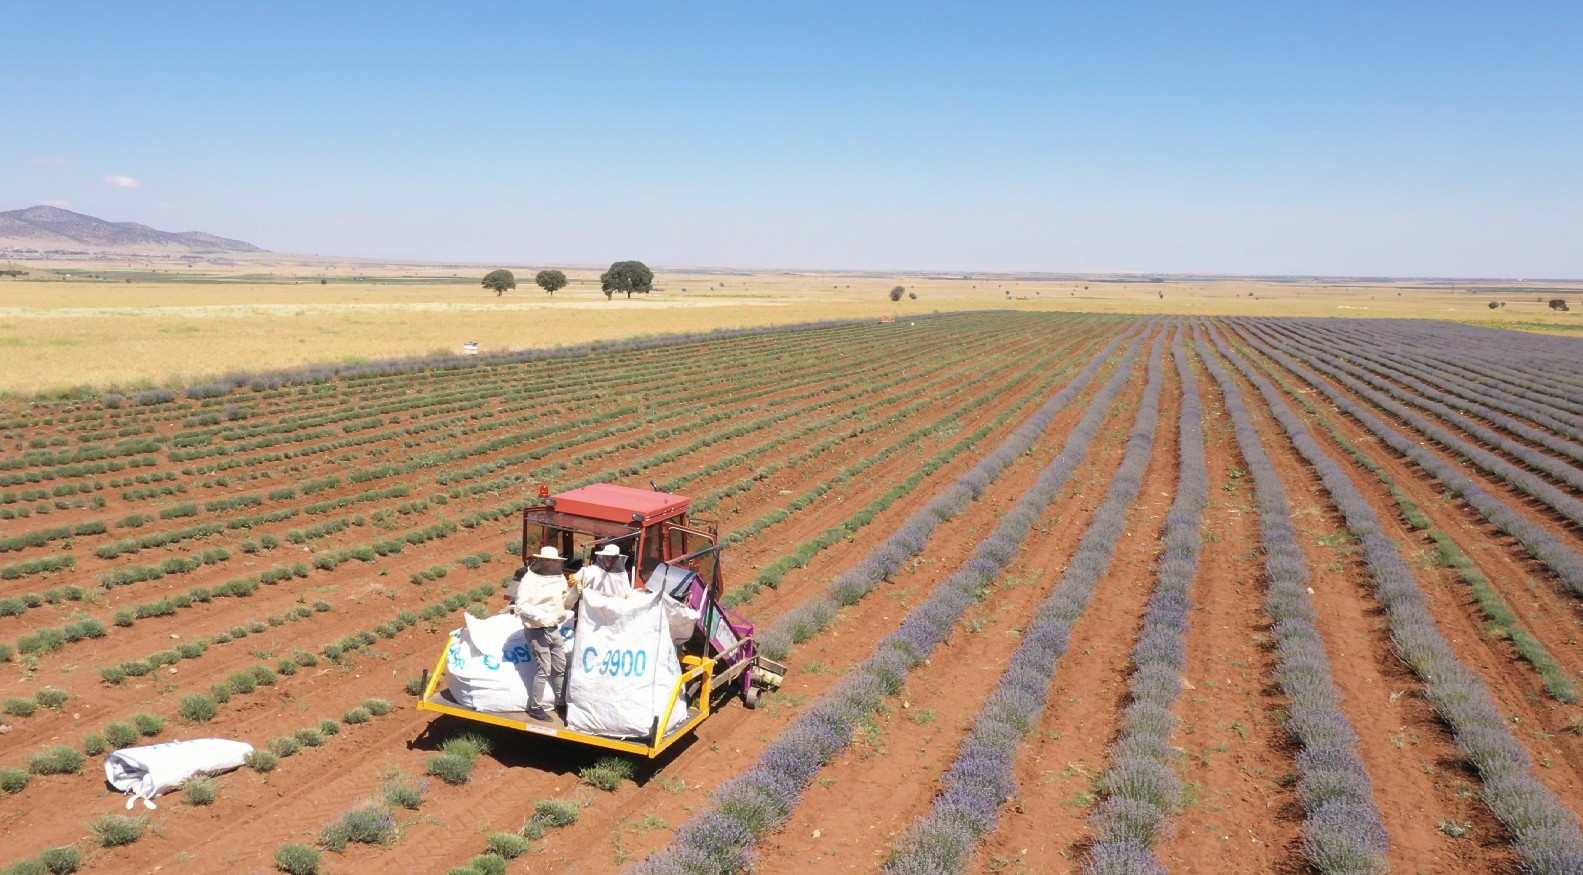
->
[[578, 564, 633, 597], [511, 570, 579, 629]]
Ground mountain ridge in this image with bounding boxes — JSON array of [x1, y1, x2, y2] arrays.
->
[[0, 205, 264, 253]]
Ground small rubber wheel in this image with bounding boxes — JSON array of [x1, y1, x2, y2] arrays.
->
[[743, 687, 762, 710]]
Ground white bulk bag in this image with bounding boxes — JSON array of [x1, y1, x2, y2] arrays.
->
[[566, 590, 689, 739], [446, 612, 535, 713], [105, 738, 253, 809], [662, 596, 700, 645]]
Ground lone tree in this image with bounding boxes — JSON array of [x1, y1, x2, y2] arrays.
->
[[1549, 298, 1571, 312], [600, 261, 653, 300], [889, 285, 905, 302], [535, 269, 568, 296], [481, 269, 516, 297]]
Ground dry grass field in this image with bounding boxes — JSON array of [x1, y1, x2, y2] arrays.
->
[[1, 255, 1579, 395]]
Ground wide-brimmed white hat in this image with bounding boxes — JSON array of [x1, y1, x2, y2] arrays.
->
[[594, 544, 622, 557], [533, 546, 563, 561]]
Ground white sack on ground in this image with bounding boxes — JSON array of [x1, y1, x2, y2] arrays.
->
[[105, 738, 253, 808], [567, 590, 689, 739], [446, 612, 535, 712]]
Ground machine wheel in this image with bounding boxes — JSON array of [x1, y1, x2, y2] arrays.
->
[[743, 686, 762, 710]]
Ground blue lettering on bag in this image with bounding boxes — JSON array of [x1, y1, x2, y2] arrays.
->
[[580, 647, 649, 678]]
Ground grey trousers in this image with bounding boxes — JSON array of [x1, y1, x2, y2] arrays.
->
[[526, 626, 566, 713]]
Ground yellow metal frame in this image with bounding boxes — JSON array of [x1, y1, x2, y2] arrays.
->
[[417, 632, 716, 758]]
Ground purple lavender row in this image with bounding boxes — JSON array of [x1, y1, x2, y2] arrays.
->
[[1286, 320, 1583, 465], [883, 330, 1168, 875], [631, 326, 1157, 875], [1210, 323, 1583, 874], [1326, 320, 1583, 416], [116, 311, 992, 403], [1250, 321, 1583, 496], [1308, 320, 1583, 436], [1227, 322, 1583, 598], [1194, 324, 1389, 874], [755, 319, 1146, 661], [1076, 324, 1210, 872]]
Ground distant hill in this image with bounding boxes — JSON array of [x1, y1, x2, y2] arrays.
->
[[0, 205, 264, 254]]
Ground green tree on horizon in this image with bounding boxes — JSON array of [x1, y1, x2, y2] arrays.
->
[[481, 269, 515, 297], [535, 269, 568, 296], [600, 261, 653, 300]]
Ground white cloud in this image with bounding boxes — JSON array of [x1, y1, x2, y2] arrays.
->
[[103, 175, 142, 188], [41, 200, 70, 208], [31, 156, 68, 166]]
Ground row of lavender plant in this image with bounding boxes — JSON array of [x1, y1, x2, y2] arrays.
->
[[1194, 325, 1389, 873], [1252, 320, 1583, 496], [1295, 320, 1583, 457], [632, 325, 1156, 874], [754, 321, 1145, 660], [1077, 325, 1209, 872], [882, 330, 1168, 874], [1232, 338, 1581, 705], [1227, 322, 1583, 599], [1209, 323, 1583, 873], [80, 311, 983, 405], [1349, 320, 1583, 408]]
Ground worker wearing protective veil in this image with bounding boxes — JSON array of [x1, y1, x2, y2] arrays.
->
[[578, 543, 633, 596], [511, 546, 580, 718]]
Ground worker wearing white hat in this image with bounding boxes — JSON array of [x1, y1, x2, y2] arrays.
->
[[510, 546, 581, 719], [578, 543, 634, 597]]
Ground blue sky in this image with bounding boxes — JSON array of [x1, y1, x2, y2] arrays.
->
[[4, 2, 1579, 276]]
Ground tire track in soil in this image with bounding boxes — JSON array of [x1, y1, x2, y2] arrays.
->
[[1227, 346, 1522, 874], [752, 345, 1156, 873], [965, 344, 1180, 875], [1151, 354, 1301, 875], [53, 325, 1139, 874]]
